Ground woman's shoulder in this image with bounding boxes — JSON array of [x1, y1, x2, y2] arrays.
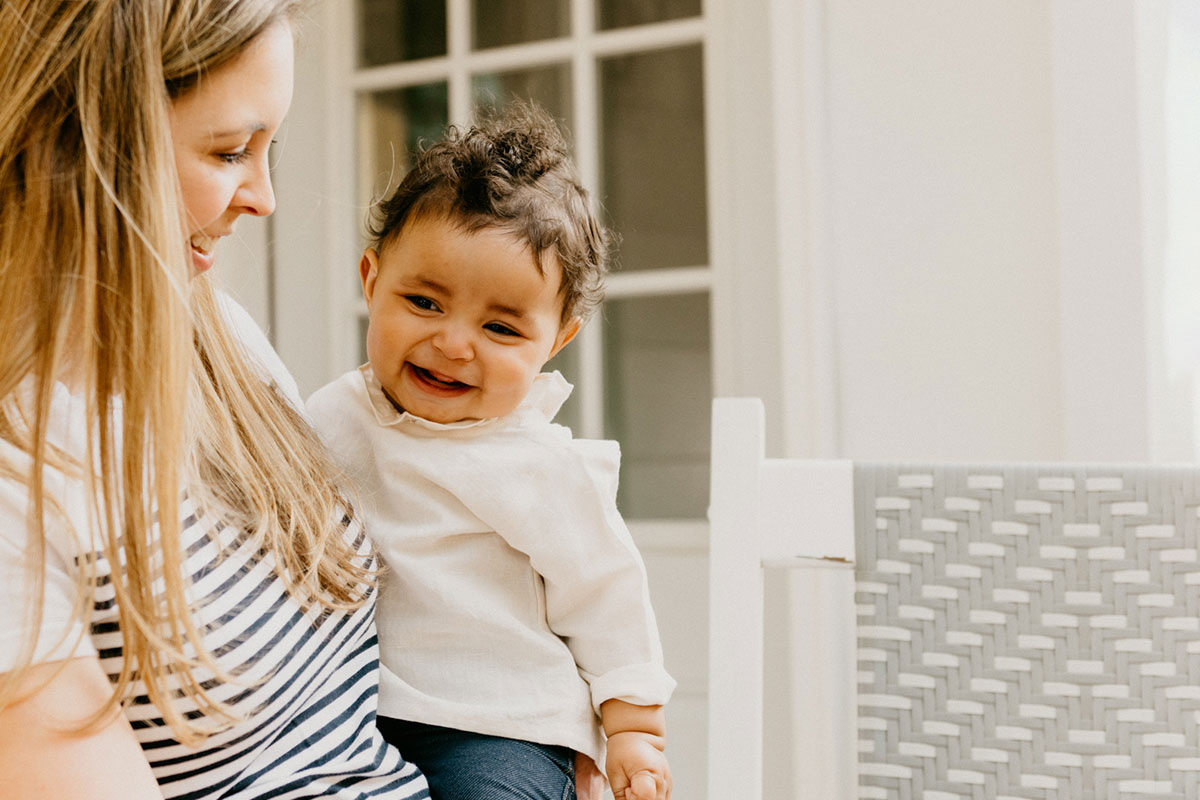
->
[[0, 382, 92, 536], [0, 388, 97, 669], [215, 290, 303, 409]]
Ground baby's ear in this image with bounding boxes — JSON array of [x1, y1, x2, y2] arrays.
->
[[551, 316, 583, 357], [359, 249, 380, 303]]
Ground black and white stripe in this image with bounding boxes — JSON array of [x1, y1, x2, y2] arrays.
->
[[87, 494, 429, 799]]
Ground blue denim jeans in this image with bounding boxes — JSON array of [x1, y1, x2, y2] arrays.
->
[[378, 718, 576, 800]]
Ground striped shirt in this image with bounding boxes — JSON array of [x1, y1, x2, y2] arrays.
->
[[93, 498, 428, 800], [0, 296, 430, 799]]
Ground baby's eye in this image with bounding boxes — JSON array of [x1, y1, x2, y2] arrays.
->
[[484, 322, 520, 337], [405, 295, 440, 312]]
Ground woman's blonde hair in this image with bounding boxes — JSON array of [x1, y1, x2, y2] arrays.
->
[[0, 0, 369, 744]]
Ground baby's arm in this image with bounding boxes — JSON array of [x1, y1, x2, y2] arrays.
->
[[600, 699, 671, 800]]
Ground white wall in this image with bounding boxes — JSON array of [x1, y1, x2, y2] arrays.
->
[[212, 217, 271, 328], [826, 1, 1063, 461], [764, 0, 1188, 465]]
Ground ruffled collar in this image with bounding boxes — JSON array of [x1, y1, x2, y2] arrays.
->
[[358, 365, 572, 433]]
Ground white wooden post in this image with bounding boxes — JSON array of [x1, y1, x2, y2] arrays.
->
[[709, 398, 857, 799], [709, 397, 771, 800]]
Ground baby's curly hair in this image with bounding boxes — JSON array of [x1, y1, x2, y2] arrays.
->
[[368, 103, 610, 322]]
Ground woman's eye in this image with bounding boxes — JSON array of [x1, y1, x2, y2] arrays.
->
[[217, 150, 250, 165], [485, 322, 520, 337], [405, 295, 439, 312]]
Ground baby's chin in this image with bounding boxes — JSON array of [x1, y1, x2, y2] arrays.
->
[[379, 384, 470, 424]]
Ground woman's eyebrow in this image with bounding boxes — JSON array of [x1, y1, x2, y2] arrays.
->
[[208, 122, 269, 139]]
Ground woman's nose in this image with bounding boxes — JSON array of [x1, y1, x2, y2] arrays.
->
[[237, 155, 276, 217]]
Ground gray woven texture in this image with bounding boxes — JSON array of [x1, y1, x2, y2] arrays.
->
[[854, 464, 1200, 800]]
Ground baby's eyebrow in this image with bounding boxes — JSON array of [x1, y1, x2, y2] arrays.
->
[[406, 277, 527, 319], [412, 277, 451, 294], [488, 303, 526, 320]]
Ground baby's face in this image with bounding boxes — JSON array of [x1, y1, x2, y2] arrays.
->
[[360, 215, 580, 424]]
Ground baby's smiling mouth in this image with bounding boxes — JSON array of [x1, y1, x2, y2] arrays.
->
[[409, 364, 471, 390]]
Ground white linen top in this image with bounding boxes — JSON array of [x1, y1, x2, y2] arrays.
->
[[306, 366, 675, 763], [0, 295, 428, 800]]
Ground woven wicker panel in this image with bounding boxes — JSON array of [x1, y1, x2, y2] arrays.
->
[[854, 464, 1200, 800]]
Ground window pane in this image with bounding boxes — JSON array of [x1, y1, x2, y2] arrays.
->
[[357, 0, 446, 67], [600, 45, 707, 271], [597, 0, 700, 31], [472, 0, 569, 50], [472, 64, 572, 128], [603, 293, 711, 519], [358, 83, 449, 207]]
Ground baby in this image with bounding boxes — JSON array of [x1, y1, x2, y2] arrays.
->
[[306, 106, 675, 800]]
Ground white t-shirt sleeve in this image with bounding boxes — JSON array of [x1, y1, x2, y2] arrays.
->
[[0, 496, 94, 671], [0, 393, 97, 672], [216, 291, 303, 410]]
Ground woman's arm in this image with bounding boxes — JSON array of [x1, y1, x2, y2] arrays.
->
[[0, 657, 163, 799]]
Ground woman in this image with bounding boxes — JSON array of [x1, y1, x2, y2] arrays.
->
[[0, 2, 429, 797]]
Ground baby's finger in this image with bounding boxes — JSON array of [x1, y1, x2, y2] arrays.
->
[[629, 771, 658, 800]]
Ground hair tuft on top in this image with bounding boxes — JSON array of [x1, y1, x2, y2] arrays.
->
[[369, 102, 610, 322]]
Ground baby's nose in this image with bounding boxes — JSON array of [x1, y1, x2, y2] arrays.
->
[[432, 326, 474, 360]]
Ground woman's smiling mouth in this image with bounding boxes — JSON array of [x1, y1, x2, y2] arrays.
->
[[189, 231, 220, 275], [190, 231, 217, 255]]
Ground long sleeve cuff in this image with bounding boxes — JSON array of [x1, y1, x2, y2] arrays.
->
[[587, 662, 677, 715]]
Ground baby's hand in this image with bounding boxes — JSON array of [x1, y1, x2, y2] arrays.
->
[[605, 731, 671, 800]]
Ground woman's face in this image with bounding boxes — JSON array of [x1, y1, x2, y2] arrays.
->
[[169, 22, 295, 276]]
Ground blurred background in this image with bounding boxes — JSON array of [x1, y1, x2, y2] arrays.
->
[[216, 1, 1200, 795]]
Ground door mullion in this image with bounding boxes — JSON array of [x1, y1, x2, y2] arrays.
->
[[447, 0, 472, 123]]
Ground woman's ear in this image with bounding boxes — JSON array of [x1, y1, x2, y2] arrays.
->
[[550, 316, 583, 358], [359, 248, 380, 305]]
